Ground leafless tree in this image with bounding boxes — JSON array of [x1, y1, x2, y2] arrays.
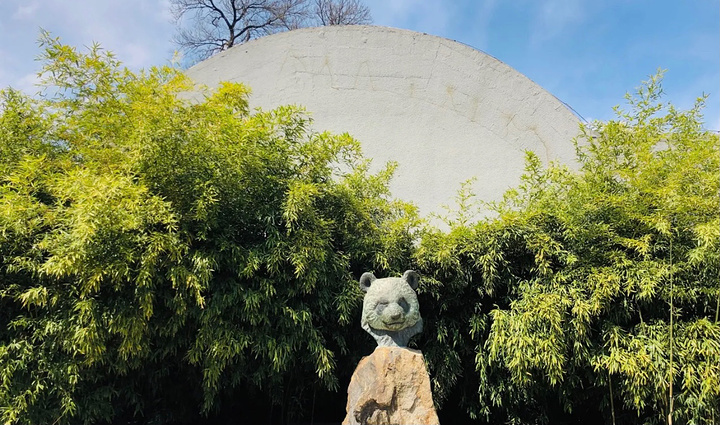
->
[[314, 0, 371, 25], [171, 0, 372, 63]]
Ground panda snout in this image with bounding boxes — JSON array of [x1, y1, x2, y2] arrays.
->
[[384, 304, 404, 322]]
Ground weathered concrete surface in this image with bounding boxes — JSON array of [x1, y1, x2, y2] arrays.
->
[[343, 347, 439, 425], [186, 26, 581, 219]]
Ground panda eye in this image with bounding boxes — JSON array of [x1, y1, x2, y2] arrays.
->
[[398, 297, 409, 312], [376, 301, 388, 312]]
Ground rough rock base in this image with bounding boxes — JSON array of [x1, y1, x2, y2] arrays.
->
[[343, 347, 440, 425]]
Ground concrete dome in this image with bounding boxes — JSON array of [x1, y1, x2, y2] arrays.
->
[[186, 25, 581, 218]]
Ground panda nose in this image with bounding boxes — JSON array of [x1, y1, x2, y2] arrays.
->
[[390, 310, 402, 320]]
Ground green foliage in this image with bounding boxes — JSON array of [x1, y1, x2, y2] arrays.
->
[[0, 34, 417, 424], [2, 36, 718, 425], [416, 72, 720, 424]]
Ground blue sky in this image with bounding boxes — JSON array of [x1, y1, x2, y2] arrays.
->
[[1, 0, 718, 130]]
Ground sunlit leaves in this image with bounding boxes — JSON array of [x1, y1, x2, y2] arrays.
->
[[416, 73, 719, 424], [0, 36, 416, 424]]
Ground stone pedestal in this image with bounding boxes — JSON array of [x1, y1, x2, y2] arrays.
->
[[343, 347, 440, 425]]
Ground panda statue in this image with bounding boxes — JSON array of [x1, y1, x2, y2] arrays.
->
[[359, 270, 423, 347]]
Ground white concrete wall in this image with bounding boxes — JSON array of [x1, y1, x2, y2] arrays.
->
[[186, 25, 581, 219]]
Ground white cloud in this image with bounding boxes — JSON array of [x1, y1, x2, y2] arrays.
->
[[466, 0, 497, 51], [157, 0, 175, 22], [530, 0, 584, 45], [12, 1, 39, 20], [0, 0, 180, 98], [7, 0, 176, 69], [13, 72, 41, 94], [0, 70, 8, 91], [710, 115, 720, 132], [119, 42, 153, 69]]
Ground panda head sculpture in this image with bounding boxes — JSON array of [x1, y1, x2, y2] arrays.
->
[[359, 270, 423, 347]]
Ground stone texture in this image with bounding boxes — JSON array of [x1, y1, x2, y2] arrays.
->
[[185, 26, 581, 223], [343, 347, 440, 425], [360, 271, 422, 347]]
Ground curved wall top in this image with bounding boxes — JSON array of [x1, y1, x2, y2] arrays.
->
[[186, 25, 581, 218]]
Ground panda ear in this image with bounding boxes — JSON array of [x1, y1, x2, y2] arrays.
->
[[359, 272, 376, 292], [403, 270, 419, 290]]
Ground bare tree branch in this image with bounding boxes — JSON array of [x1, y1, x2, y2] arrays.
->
[[170, 0, 372, 63], [313, 0, 371, 26]]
